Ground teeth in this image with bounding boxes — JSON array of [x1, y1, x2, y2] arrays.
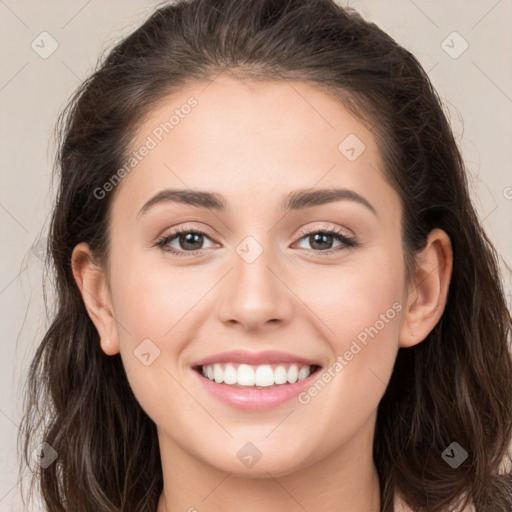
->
[[287, 364, 298, 384], [274, 365, 288, 384], [223, 364, 237, 385], [238, 364, 255, 386], [213, 364, 224, 383], [199, 363, 313, 387], [255, 365, 274, 386], [298, 366, 310, 381]]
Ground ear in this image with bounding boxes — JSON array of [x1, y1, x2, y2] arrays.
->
[[71, 242, 120, 356], [399, 228, 453, 348]]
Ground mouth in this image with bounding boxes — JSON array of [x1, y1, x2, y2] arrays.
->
[[193, 362, 322, 390], [190, 350, 324, 410]]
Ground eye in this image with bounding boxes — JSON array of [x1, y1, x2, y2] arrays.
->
[[293, 227, 358, 254], [155, 225, 358, 258], [155, 226, 217, 257]]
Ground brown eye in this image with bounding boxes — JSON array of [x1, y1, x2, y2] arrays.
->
[[156, 227, 216, 256], [294, 228, 358, 254]]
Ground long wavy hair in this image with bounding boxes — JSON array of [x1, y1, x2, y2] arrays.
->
[[18, 0, 512, 510]]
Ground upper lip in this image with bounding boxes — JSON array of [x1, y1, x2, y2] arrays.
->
[[191, 350, 322, 368]]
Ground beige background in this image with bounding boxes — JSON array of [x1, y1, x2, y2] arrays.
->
[[1, 0, 511, 510]]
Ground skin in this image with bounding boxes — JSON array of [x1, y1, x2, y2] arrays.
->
[[72, 75, 452, 512]]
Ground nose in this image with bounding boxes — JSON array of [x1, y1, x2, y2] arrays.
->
[[216, 241, 294, 332]]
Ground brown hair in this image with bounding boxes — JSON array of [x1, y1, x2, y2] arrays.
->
[[18, 0, 512, 510]]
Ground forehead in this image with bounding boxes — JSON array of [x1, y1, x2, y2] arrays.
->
[[111, 76, 397, 222]]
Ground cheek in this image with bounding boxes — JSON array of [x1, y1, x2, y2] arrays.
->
[[107, 255, 204, 418], [295, 246, 405, 402], [294, 278, 403, 451], [303, 246, 405, 345], [107, 251, 220, 389], [108, 246, 200, 337]]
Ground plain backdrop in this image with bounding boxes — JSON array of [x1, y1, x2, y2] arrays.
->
[[1, 0, 511, 510]]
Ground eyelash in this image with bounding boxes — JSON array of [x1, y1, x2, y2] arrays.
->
[[155, 225, 359, 257]]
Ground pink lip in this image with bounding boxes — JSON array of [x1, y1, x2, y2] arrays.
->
[[192, 366, 320, 411], [191, 350, 321, 367]]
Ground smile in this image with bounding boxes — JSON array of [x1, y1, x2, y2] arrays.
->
[[192, 363, 322, 411], [195, 362, 321, 388]]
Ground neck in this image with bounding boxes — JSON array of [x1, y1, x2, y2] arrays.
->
[[156, 420, 381, 512]]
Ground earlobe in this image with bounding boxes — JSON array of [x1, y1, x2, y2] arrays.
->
[[399, 228, 453, 348], [71, 242, 120, 356]]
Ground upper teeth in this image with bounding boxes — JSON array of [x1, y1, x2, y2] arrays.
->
[[201, 363, 312, 387]]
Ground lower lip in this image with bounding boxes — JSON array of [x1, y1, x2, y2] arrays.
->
[[192, 367, 320, 411]]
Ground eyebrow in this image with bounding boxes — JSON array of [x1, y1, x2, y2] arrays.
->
[[137, 187, 377, 217]]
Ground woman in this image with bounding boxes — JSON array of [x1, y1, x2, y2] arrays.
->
[[19, 0, 512, 510]]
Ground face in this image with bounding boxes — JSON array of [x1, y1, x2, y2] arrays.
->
[[86, 76, 411, 477]]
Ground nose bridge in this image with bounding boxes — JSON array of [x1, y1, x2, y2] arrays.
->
[[217, 233, 292, 328]]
